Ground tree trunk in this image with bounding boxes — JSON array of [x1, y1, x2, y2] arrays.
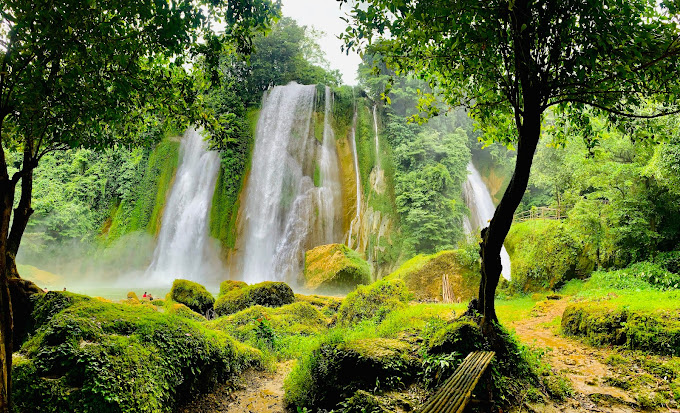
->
[[0, 178, 15, 413], [477, 110, 542, 331], [9, 146, 43, 349]]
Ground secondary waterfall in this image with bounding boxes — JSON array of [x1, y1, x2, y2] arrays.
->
[[238, 83, 343, 284], [346, 109, 361, 249], [146, 128, 222, 284], [464, 162, 512, 280]]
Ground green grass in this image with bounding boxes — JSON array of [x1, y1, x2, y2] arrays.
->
[[497, 296, 541, 324]]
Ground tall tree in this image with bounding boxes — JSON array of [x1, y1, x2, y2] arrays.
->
[[339, 0, 680, 332], [0, 0, 279, 410]]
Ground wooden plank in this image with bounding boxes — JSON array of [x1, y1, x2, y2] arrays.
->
[[419, 351, 495, 413]]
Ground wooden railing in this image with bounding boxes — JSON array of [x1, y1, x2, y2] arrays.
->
[[513, 207, 565, 223]]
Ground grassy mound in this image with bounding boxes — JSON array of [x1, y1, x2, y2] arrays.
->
[[385, 249, 479, 302], [169, 279, 215, 315], [13, 291, 262, 413], [336, 279, 411, 325], [304, 244, 371, 293], [213, 281, 295, 316], [562, 302, 680, 355]]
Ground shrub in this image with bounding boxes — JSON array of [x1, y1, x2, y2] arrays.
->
[[213, 281, 295, 316], [169, 279, 215, 315], [655, 250, 680, 274], [336, 280, 412, 325], [585, 263, 680, 291], [14, 291, 262, 413]]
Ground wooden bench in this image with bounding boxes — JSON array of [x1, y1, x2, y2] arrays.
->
[[419, 350, 495, 413]]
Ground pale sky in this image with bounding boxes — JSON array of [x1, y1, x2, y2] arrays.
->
[[281, 0, 362, 85]]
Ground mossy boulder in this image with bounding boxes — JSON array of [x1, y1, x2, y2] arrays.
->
[[385, 250, 480, 302], [127, 291, 138, 300], [284, 337, 418, 409], [214, 281, 295, 316], [219, 279, 247, 297], [14, 291, 262, 413], [337, 279, 411, 325], [169, 279, 215, 315], [428, 318, 485, 355], [562, 303, 680, 355], [304, 244, 371, 293]]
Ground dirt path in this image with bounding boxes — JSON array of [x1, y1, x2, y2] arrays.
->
[[509, 297, 672, 412], [176, 360, 294, 413]]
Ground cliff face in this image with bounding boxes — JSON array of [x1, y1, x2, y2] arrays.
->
[[338, 101, 399, 279], [215, 90, 400, 283]]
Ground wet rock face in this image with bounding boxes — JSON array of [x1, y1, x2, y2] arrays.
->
[[303, 243, 371, 293]]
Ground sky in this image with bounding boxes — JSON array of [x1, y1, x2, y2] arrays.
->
[[281, 0, 362, 85]]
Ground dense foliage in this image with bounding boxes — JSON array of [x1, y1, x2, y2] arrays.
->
[[503, 114, 680, 291]]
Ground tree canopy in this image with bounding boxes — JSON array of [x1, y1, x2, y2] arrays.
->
[[0, 0, 280, 411], [340, 0, 680, 330]]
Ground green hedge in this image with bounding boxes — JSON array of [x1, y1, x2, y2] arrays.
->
[[562, 303, 680, 356]]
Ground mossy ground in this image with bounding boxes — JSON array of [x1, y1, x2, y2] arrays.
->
[[14, 291, 262, 413]]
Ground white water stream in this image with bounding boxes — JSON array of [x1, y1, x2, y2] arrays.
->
[[238, 83, 342, 284], [346, 109, 361, 249], [146, 128, 222, 284], [464, 162, 512, 280]]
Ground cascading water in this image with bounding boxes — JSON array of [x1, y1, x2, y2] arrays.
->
[[346, 109, 361, 249], [238, 83, 343, 284], [371, 105, 384, 189], [463, 162, 512, 279], [146, 128, 222, 284]]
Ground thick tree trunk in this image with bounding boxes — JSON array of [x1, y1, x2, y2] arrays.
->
[[0, 178, 14, 413], [0, 143, 38, 413], [477, 110, 541, 331]]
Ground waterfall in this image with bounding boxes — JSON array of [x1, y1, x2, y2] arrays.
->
[[346, 108, 361, 249], [372, 105, 381, 168], [463, 162, 512, 280], [238, 83, 342, 284], [146, 128, 222, 284]]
